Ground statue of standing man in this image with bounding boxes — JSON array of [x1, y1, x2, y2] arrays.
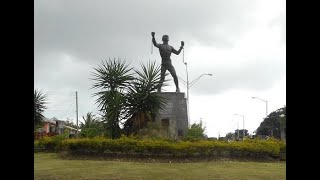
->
[[152, 32, 184, 93]]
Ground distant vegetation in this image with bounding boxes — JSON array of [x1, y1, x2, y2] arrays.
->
[[256, 106, 286, 139]]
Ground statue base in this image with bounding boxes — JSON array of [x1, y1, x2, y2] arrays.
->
[[155, 92, 188, 139]]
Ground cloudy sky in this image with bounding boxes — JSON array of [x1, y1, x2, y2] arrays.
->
[[34, 0, 286, 137]]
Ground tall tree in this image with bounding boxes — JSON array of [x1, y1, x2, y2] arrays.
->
[[256, 106, 286, 139], [91, 58, 133, 139], [34, 89, 48, 129], [80, 112, 97, 129], [123, 61, 166, 135]]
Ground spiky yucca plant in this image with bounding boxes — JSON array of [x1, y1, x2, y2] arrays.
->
[[123, 61, 167, 135], [91, 58, 134, 139], [34, 89, 48, 128], [80, 112, 97, 129]]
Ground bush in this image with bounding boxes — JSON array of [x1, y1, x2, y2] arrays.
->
[[34, 131, 59, 140], [34, 135, 283, 159], [51, 136, 283, 159], [38, 132, 69, 151], [267, 138, 286, 153], [34, 140, 42, 148], [279, 142, 286, 153], [79, 128, 102, 138]]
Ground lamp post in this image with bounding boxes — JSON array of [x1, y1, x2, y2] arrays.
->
[[178, 62, 212, 127], [252, 97, 268, 117], [279, 114, 286, 142], [237, 121, 239, 139], [252, 97, 269, 135], [234, 114, 245, 140], [231, 118, 236, 140]]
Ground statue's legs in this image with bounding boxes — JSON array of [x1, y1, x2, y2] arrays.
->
[[157, 65, 166, 92], [167, 65, 180, 93]]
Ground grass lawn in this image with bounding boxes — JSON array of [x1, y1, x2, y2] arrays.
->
[[34, 153, 286, 180]]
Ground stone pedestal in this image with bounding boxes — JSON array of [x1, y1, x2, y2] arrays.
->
[[155, 92, 188, 139]]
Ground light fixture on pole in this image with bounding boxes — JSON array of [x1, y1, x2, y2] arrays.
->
[[234, 114, 245, 140], [178, 63, 212, 127], [252, 97, 269, 135], [251, 97, 268, 117]]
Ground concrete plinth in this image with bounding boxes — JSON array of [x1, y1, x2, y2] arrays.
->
[[155, 92, 188, 139]]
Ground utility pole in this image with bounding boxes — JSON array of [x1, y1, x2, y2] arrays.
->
[[237, 121, 239, 139], [185, 62, 190, 127], [242, 115, 245, 139], [76, 91, 78, 138], [234, 114, 244, 140]]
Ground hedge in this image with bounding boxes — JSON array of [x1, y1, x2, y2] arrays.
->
[[35, 136, 285, 159]]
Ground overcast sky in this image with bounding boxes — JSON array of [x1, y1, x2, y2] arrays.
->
[[35, 0, 286, 137]]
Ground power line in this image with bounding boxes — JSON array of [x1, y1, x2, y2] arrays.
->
[[59, 101, 75, 118], [47, 90, 75, 108], [48, 96, 74, 109]]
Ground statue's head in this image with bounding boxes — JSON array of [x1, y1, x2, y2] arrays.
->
[[162, 35, 169, 42]]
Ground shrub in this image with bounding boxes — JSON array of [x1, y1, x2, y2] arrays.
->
[[34, 135, 284, 159], [34, 140, 42, 148], [34, 131, 59, 140], [79, 128, 101, 138], [53, 136, 283, 159], [38, 132, 69, 151], [278, 142, 286, 153]]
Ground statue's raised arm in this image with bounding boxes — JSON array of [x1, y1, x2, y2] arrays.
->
[[151, 32, 159, 48], [172, 41, 184, 55]]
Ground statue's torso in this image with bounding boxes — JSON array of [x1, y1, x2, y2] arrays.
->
[[158, 44, 172, 65]]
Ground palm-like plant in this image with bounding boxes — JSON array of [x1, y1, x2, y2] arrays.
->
[[91, 58, 134, 139], [34, 89, 48, 128], [80, 112, 97, 129], [79, 112, 105, 138], [123, 61, 167, 135], [92, 58, 133, 93]]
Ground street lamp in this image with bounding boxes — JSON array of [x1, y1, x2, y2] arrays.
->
[[233, 119, 240, 139], [279, 114, 286, 142], [252, 97, 269, 135], [251, 97, 268, 117], [178, 62, 212, 127], [234, 114, 245, 140]]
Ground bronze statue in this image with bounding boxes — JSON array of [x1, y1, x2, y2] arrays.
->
[[151, 32, 184, 92]]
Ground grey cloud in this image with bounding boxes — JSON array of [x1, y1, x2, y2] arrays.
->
[[269, 12, 286, 44], [35, 0, 258, 63], [184, 59, 286, 95]]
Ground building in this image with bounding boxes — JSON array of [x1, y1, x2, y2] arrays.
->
[[39, 118, 80, 136]]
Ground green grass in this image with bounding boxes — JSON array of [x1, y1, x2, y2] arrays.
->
[[34, 153, 286, 180]]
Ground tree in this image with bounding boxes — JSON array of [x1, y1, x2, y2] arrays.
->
[[256, 106, 286, 139], [123, 61, 166, 135], [80, 112, 97, 129], [185, 120, 206, 140], [92, 59, 171, 138], [34, 89, 48, 129], [79, 113, 104, 138], [92, 58, 134, 139], [225, 132, 234, 140]]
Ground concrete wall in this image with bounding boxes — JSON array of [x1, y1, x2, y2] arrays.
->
[[155, 92, 188, 139]]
